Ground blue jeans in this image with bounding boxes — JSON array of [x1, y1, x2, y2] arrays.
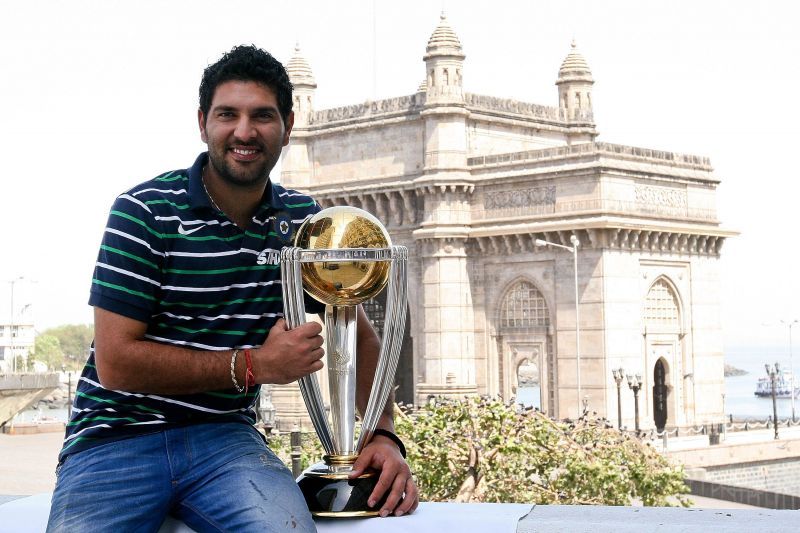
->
[[46, 422, 316, 533]]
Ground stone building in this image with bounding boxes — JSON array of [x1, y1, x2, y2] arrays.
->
[[276, 14, 735, 432]]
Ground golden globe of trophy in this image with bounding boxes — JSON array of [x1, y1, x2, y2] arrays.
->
[[280, 206, 408, 518]]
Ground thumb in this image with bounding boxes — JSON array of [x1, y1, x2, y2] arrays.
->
[[270, 318, 288, 335], [349, 450, 372, 479]]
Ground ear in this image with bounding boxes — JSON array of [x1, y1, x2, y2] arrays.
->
[[282, 111, 294, 147], [198, 109, 208, 144]]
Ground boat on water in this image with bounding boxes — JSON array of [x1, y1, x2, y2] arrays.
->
[[754, 370, 800, 398]]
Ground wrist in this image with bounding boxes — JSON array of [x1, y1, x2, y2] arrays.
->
[[372, 428, 406, 458]]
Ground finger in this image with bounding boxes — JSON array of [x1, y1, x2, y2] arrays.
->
[[298, 321, 322, 336], [368, 463, 398, 509], [309, 347, 325, 361], [380, 471, 409, 517], [394, 477, 418, 516], [308, 359, 324, 373], [271, 318, 287, 333], [349, 450, 371, 479]]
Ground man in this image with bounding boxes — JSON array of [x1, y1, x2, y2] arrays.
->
[[47, 45, 417, 532]]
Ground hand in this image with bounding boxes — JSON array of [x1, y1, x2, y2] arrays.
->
[[349, 435, 419, 517], [252, 318, 324, 384]]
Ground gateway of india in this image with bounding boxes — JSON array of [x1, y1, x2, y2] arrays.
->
[[272, 14, 735, 433]]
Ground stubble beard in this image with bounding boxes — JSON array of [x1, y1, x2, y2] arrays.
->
[[208, 146, 277, 189]]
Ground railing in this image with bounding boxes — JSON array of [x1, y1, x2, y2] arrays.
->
[[467, 141, 712, 169]]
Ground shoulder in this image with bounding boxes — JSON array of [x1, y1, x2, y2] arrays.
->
[[111, 168, 191, 215], [273, 184, 319, 218]]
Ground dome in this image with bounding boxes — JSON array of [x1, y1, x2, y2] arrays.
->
[[286, 43, 316, 88], [557, 40, 593, 83], [424, 12, 465, 60]]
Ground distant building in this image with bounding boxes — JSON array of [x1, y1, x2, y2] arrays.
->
[[0, 279, 35, 373], [277, 14, 735, 432]]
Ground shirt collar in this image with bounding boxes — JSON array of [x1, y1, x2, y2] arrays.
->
[[186, 152, 287, 214]]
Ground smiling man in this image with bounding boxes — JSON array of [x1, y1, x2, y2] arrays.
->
[[46, 45, 417, 533]]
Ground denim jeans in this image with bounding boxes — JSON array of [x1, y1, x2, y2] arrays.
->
[[46, 422, 316, 533]]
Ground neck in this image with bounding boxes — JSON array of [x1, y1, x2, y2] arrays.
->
[[202, 165, 266, 229]]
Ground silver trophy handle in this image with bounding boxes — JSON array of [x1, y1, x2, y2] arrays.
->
[[280, 246, 335, 454], [356, 245, 408, 453]]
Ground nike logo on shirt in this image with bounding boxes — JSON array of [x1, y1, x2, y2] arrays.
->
[[177, 225, 204, 235]]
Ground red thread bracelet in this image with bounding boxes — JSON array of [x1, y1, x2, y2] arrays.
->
[[244, 349, 256, 392]]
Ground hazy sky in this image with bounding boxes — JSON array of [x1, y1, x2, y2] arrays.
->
[[1, 0, 798, 357]]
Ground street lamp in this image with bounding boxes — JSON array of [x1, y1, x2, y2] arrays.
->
[[780, 319, 799, 423], [612, 367, 625, 429], [258, 384, 277, 433], [765, 363, 781, 440], [535, 235, 580, 415], [8, 276, 24, 373], [626, 373, 643, 434]]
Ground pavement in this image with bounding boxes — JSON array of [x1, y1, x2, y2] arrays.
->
[[0, 431, 62, 496]]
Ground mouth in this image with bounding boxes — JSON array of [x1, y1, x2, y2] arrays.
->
[[228, 146, 262, 162]]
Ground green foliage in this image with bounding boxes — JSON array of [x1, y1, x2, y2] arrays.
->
[[33, 324, 94, 370], [33, 334, 62, 370], [267, 430, 324, 471], [394, 396, 690, 506]]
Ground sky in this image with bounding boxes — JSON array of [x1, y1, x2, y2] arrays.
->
[[1, 0, 798, 359]]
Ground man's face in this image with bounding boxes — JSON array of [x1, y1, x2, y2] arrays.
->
[[198, 80, 293, 188]]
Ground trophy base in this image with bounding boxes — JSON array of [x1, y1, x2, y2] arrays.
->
[[297, 462, 387, 518]]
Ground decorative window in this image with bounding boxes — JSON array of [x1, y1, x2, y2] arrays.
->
[[500, 281, 549, 328], [363, 297, 385, 338], [644, 279, 680, 330]]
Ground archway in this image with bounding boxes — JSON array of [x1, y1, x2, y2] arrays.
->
[[653, 358, 668, 431], [496, 279, 552, 413]]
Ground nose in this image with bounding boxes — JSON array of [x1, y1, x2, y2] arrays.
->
[[233, 117, 257, 141]]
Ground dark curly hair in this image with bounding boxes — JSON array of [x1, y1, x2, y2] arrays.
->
[[199, 45, 293, 125]]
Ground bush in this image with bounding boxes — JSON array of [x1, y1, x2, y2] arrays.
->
[[395, 396, 689, 506], [268, 395, 690, 506]]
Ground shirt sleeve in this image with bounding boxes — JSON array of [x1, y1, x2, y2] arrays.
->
[[88, 192, 166, 323]]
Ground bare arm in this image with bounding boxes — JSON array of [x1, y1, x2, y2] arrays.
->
[[94, 307, 325, 394], [352, 305, 418, 517], [354, 305, 394, 431]]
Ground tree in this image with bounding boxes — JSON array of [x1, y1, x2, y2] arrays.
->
[[36, 324, 94, 370], [394, 396, 689, 506], [33, 334, 63, 370]]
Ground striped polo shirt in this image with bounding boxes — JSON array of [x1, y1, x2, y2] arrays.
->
[[60, 152, 323, 460]]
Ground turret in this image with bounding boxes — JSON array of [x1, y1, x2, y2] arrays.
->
[[285, 43, 316, 128], [423, 12, 465, 104], [281, 43, 315, 189], [556, 40, 594, 120]]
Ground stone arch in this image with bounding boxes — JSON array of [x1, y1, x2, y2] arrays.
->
[[653, 357, 670, 431], [643, 276, 683, 334], [642, 276, 684, 430], [494, 278, 553, 413]]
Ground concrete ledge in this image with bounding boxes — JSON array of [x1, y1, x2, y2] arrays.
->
[[686, 479, 800, 510], [3, 494, 799, 533]]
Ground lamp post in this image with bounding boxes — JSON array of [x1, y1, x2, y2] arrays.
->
[[626, 373, 642, 434], [8, 276, 24, 373], [766, 363, 780, 440], [612, 367, 625, 429], [781, 319, 798, 423], [535, 235, 580, 415], [258, 384, 277, 433]]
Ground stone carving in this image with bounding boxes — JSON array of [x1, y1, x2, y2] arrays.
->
[[468, 142, 710, 168], [311, 94, 423, 124], [466, 93, 563, 121], [635, 185, 687, 209], [484, 186, 556, 210]]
